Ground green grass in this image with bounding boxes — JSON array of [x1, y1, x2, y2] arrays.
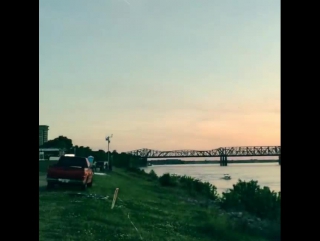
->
[[39, 169, 269, 241]]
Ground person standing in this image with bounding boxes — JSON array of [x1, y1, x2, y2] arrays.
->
[[87, 156, 94, 167]]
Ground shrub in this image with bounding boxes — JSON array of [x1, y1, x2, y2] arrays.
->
[[126, 167, 145, 174], [159, 173, 178, 187], [179, 175, 218, 200], [201, 181, 218, 200], [179, 175, 194, 189], [220, 179, 281, 220], [158, 173, 219, 200], [148, 169, 158, 180]]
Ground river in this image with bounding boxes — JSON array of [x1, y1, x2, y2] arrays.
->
[[142, 163, 280, 194]]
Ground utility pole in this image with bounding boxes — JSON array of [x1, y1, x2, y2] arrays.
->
[[105, 134, 113, 167]]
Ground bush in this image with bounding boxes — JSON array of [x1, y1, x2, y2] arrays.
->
[[148, 170, 158, 180], [159, 173, 178, 187], [158, 173, 219, 200], [179, 175, 218, 200], [220, 180, 281, 220], [126, 167, 145, 174], [126, 167, 160, 182]]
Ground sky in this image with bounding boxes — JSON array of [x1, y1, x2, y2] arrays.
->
[[39, 0, 280, 152]]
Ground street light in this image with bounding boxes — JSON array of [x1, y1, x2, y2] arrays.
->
[[105, 134, 113, 166]]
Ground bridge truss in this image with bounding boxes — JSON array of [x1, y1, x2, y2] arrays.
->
[[126, 146, 281, 158]]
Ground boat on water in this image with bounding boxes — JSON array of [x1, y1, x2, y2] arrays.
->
[[221, 174, 231, 180]]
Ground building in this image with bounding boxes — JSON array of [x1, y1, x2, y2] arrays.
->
[[39, 148, 63, 160], [39, 125, 49, 146]]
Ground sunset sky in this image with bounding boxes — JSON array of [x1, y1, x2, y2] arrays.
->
[[39, 0, 280, 152]]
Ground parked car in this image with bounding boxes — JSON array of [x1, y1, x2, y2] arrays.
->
[[46, 156, 93, 190], [95, 161, 108, 171]]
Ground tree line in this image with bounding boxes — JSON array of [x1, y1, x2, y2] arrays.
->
[[40, 136, 147, 168]]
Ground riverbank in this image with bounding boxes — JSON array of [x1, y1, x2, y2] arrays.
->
[[39, 168, 279, 241], [143, 163, 280, 195]]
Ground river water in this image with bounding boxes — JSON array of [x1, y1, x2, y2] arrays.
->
[[142, 163, 280, 194]]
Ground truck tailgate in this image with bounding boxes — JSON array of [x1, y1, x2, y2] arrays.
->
[[47, 166, 84, 179]]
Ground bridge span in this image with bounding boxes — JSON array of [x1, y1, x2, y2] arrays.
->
[[126, 146, 281, 166]]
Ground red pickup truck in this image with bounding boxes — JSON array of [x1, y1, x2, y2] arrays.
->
[[47, 156, 93, 190]]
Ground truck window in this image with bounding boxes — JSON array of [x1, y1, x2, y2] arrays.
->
[[57, 156, 88, 168]]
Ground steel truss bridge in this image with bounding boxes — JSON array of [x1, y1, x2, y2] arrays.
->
[[126, 146, 281, 166]]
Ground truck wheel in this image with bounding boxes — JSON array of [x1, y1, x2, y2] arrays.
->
[[81, 182, 88, 190]]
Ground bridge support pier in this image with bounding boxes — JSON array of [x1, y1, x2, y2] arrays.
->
[[278, 155, 281, 165], [220, 155, 228, 166]]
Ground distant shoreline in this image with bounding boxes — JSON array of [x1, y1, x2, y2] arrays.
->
[[148, 160, 278, 165]]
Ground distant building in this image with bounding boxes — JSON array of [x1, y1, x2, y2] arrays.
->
[[39, 148, 64, 160], [39, 125, 49, 146]]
